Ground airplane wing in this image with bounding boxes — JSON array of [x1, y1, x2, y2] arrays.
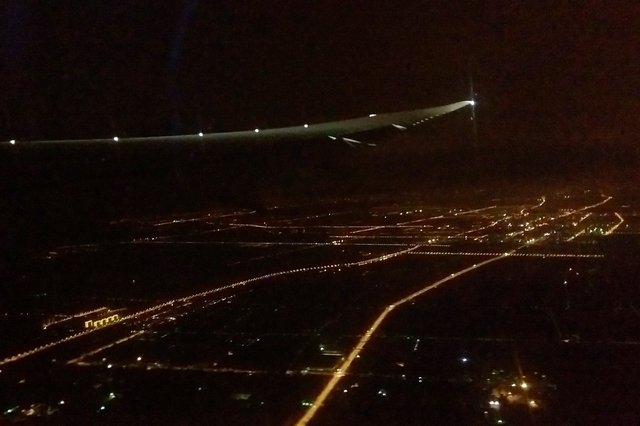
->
[[5, 100, 472, 146]]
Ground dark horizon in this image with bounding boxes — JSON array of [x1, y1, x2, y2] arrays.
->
[[1, 115, 637, 266]]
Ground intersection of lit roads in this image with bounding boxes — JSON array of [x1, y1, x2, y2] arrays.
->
[[1, 190, 636, 424]]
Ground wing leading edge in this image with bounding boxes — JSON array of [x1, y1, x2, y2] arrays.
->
[[6, 100, 473, 146]]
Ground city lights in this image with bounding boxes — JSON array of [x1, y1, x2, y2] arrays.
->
[[1, 190, 626, 426], [0, 0, 635, 421]]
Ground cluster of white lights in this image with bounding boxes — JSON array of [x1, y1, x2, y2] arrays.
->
[[42, 306, 108, 329]]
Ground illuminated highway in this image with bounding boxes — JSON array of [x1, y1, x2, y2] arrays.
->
[[0, 245, 420, 368], [295, 194, 615, 425], [0, 193, 616, 369], [2, 191, 634, 425], [295, 252, 516, 426]]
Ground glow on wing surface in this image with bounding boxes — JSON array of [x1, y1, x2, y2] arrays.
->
[[7, 100, 473, 146]]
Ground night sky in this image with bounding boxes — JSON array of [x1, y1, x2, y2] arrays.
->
[[2, 1, 638, 147]]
